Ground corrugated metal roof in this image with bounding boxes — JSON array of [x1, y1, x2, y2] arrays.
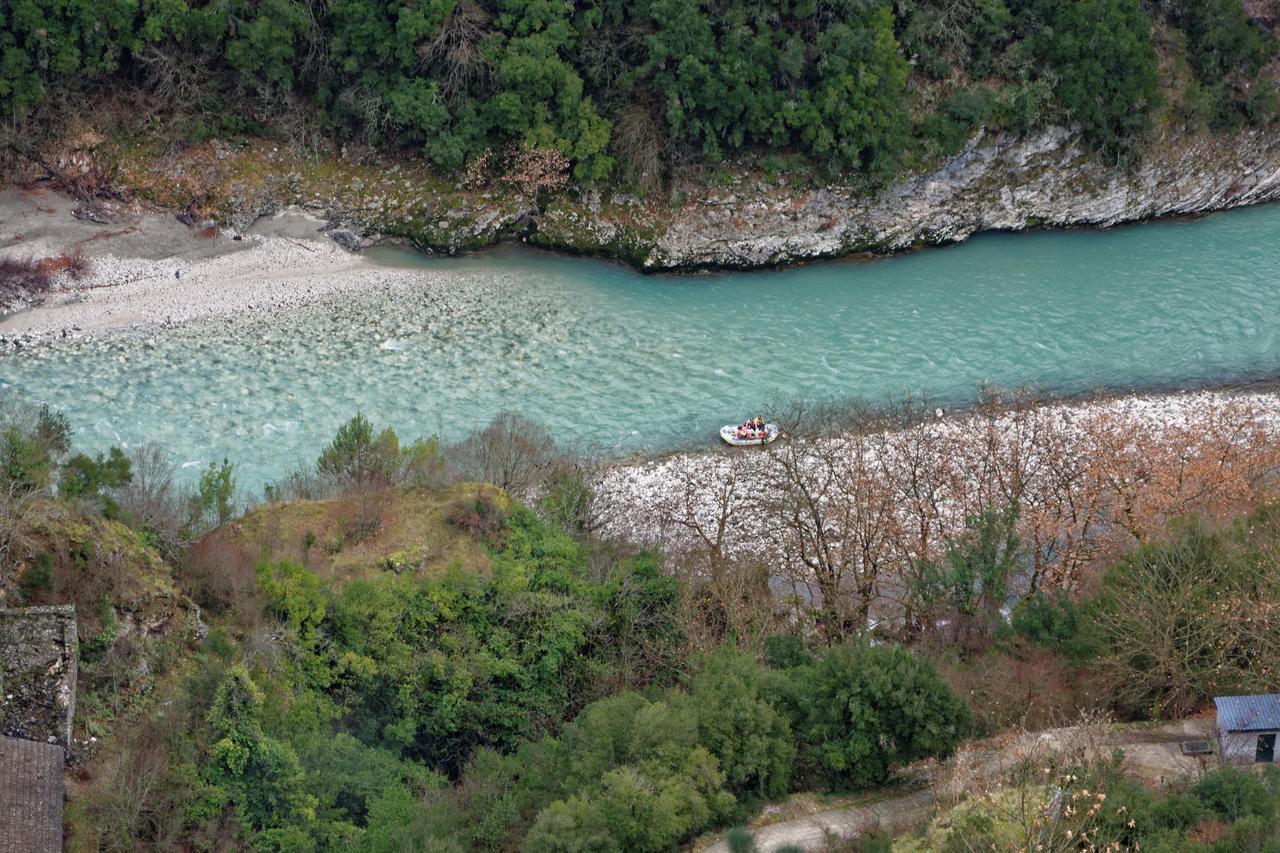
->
[[0, 735, 64, 853], [1215, 694, 1280, 732]]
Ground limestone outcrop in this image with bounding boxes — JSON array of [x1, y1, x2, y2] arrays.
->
[[612, 125, 1280, 269]]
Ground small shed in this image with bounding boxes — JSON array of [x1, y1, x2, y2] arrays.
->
[[1215, 694, 1280, 765]]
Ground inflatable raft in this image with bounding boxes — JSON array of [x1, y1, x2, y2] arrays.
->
[[720, 423, 779, 446]]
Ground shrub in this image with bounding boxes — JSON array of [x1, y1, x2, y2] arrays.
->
[[920, 86, 998, 154], [538, 462, 598, 539], [934, 644, 1097, 736], [0, 256, 52, 304], [725, 826, 755, 853], [445, 491, 507, 544], [450, 412, 561, 496], [1190, 768, 1277, 822], [184, 533, 261, 613], [18, 550, 54, 601], [595, 553, 685, 690], [785, 641, 970, 790], [333, 487, 390, 544], [256, 560, 327, 646], [1009, 591, 1093, 660], [34, 251, 89, 278]]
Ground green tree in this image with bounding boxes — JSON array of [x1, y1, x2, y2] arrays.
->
[[257, 559, 328, 647], [189, 457, 237, 532], [785, 641, 970, 789], [797, 6, 910, 177], [60, 446, 132, 517], [1019, 0, 1160, 156], [317, 413, 401, 486], [688, 650, 794, 800], [222, 0, 312, 101], [1172, 0, 1276, 128], [526, 693, 736, 852], [908, 503, 1021, 652], [0, 0, 137, 116], [0, 403, 71, 494], [205, 666, 317, 831]]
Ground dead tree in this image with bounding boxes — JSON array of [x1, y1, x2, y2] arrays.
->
[[762, 423, 900, 643]]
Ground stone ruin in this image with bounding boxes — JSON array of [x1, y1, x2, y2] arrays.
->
[[0, 605, 78, 748]]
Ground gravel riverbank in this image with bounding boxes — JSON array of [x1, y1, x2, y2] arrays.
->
[[0, 189, 409, 347], [594, 389, 1280, 566]]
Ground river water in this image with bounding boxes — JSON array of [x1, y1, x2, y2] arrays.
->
[[3, 204, 1280, 490]]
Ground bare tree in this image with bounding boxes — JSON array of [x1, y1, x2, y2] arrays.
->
[[418, 0, 495, 102], [117, 444, 188, 559], [450, 412, 562, 497], [655, 452, 754, 585], [0, 480, 38, 595], [763, 424, 901, 642], [1091, 513, 1280, 717]]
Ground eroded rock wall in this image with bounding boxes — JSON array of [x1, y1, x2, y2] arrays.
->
[[19, 120, 1280, 272], [0, 605, 77, 748], [616, 125, 1280, 269]]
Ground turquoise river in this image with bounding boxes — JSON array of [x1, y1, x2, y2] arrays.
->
[[4, 203, 1280, 490]]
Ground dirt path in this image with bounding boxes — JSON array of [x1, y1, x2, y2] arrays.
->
[[700, 788, 938, 853], [698, 719, 1213, 852]]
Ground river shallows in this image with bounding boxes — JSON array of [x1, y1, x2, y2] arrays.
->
[[3, 204, 1280, 489]]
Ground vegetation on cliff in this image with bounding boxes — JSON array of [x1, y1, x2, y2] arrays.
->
[[2, 0, 1275, 196]]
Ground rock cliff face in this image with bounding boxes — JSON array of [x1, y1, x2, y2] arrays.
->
[[572, 124, 1280, 270], [42, 120, 1280, 272]]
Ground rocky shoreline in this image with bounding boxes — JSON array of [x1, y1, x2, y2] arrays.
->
[[3, 120, 1279, 347], [0, 193, 423, 347], [622, 124, 1280, 270], [9, 120, 1280, 274], [594, 388, 1280, 567]]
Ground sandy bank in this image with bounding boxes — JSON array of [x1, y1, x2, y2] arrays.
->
[[0, 188, 394, 344]]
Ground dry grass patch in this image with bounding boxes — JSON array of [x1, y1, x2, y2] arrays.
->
[[200, 483, 498, 589]]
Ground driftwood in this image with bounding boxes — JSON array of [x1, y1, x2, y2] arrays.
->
[[6, 140, 117, 222]]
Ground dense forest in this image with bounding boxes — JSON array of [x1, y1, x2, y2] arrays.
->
[[1, 0, 1276, 192], [6, 394, 1280, 850]]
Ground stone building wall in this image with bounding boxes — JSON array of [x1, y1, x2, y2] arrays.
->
[[0, 605, 77, 748]]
